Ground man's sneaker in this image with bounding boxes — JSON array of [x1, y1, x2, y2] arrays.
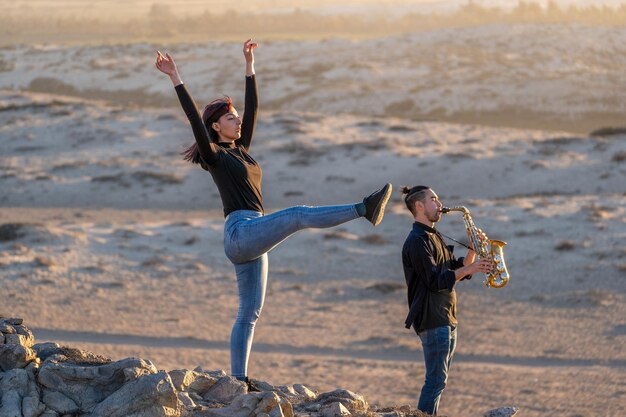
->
[[363, 183, 392, 226]]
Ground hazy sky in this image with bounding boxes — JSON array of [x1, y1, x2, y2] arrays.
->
[[4, 0, 625, 19]]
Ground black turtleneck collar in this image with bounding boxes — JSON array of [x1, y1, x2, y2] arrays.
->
[[217, 141, 237, 149]]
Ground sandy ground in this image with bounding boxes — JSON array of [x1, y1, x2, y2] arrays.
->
[[1, 30, 626, 417]]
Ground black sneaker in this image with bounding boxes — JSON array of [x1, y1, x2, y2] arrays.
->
[[363, 183, 392, 226], [246, 377, 262, 392]]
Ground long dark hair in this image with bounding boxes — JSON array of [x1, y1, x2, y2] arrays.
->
[[181, 96, 233, 164]]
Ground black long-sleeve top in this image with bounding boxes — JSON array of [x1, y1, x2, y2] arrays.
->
[[175, 75, 262, 217], [402, 222, 469, 333]]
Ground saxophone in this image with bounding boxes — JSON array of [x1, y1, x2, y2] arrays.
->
[[440, 206, 510, 288]]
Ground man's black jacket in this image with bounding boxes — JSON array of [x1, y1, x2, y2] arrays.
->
[[402, 222, 470, 331]]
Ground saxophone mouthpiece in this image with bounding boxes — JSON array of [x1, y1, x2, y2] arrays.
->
[[440, 207, 451, 214]]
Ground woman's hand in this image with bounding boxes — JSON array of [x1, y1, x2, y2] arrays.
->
[[156, 51, 183, 86], [243, 39, 257, 64], [243, 39, 257, 77]]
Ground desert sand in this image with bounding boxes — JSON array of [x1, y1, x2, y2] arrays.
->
[[1, 25, 625, 417]]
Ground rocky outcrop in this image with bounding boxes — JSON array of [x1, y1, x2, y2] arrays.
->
[[0, 317, 518, 417]]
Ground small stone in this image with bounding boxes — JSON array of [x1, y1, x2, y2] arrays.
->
[[321, 402, 352, 417], [293, 384, 317, 400], [177, 391, 197, 408], [316, 389, 368, 413], [169, 369, 218, 395], [254, 392, 280, 414], [0, 323, 16, 334]]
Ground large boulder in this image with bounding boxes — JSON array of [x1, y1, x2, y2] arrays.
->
[[37, 356, 157, 412], [86, 371, 180, 417]]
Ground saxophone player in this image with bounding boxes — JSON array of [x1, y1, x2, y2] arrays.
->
[[400, 185, 492, 415]]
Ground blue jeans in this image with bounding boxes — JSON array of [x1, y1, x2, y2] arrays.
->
[[418, 325, 457, 415], [223, 205, 360, 379]]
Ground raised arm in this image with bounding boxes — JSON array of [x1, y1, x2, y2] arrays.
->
[[237, 39, 258, 150], [155, 51, 219, 164]]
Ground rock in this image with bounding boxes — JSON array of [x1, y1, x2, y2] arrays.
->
[[277, 398, 294, 417], [37, 356, 157, 412], [293, 384, 317, 400], [86, 371, 180, 417], [0, 323, 16, 334], [0, 334, 5, 345], [316, 389, 368, 414], [169, 369, 218, 395], [0, 390, 23, 417], [320, 402, 352, 417], [193, 391, 280, 417], [22, 394, 46, 417], [33, 343, 110, 364], [5, 333, 33, 348], [0, 344, 37, 371], [484, 406, 519, 417], [254, 391, 281, 414], [202, 375, 247, 404], [177, 391, 197, 408], [13, 325, 35, 347], [42, 390, 80, 414], [0, 368, 30, 396], [1, 318, 24, 326]]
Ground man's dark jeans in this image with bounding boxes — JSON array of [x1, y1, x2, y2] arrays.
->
[[418, 325, 457, 415]]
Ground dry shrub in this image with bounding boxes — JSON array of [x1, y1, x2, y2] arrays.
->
[[554, 240, 576, 251], [284, 191, 304, 197], [590, 127, 626, 137], [611, 150, 626, 163], [362, 234, 389, 245], [585, 203, 614, 221], [324, 230, 356, 240], [445, 151, 475, 160], [52, 161, 87, 172], [366, 282, 404, 294], [33, 256, 56, 268], [141, 256, 166, 268], [326, 175, 355, 183], [131, 171, 184, 185], [91, 173, 130, 188], [388, 124, 416, 132]]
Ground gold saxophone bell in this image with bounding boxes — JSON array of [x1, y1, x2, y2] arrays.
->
[[441, 206, 510, 288]]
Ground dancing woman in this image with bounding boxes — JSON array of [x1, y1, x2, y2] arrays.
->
[[155, 40, 392, 385]]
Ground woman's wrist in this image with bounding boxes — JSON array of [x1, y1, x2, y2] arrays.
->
[[246, 62, 255, 77], [169, 72, 183, 86]]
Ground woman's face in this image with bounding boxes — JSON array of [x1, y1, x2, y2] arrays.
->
[[213, 107, 242, 142]]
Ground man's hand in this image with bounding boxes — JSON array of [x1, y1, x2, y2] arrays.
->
[[455, 258, 493, 281]]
